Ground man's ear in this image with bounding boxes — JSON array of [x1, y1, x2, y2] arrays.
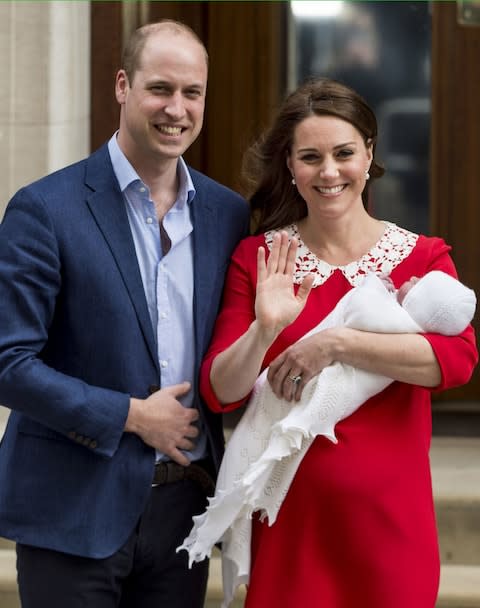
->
[[115, 69, 129, 104]]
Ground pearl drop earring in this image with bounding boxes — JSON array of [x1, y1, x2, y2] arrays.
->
[[365, 170, 370, 181], [291, 177, 296, 185]]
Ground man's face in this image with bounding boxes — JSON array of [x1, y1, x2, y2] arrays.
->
[[115, 31, 207, 169]]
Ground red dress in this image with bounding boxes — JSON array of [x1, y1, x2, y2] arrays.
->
[[200, 223, 478, 608]]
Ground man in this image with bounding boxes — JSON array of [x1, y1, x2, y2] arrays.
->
[[0, 20, 249, 608]]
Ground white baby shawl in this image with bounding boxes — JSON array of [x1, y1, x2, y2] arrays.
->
[[178, 272, 476, 608]]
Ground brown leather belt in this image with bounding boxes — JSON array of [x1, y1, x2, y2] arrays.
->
[[152, 460, 215, 496]]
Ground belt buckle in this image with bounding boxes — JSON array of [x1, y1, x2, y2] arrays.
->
[[154, 462, 169, 485], [153, 461, 185, 486], [166, 462, 184, 483]]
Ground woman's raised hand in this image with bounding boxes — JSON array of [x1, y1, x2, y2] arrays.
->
[[255, 231, 314, 337]]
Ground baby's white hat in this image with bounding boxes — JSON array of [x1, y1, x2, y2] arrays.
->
[[402, 270, 476, 335]]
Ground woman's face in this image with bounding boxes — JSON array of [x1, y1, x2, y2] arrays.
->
[[287, 114, 372, 219]]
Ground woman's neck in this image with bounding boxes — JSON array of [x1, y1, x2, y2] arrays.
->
[[296, 212, 385, 266]]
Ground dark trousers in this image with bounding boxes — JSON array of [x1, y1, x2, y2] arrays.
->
[[16, 479, 210, 608]]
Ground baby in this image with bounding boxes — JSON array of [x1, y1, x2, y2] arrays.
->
[[179, 271, 476, 607], [377, 270, 475, 336]]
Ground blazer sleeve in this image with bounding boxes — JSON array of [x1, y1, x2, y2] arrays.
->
[[0, 188, 129, 458]]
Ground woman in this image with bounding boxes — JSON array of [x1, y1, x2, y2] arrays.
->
[[199, 79, 478, 607]]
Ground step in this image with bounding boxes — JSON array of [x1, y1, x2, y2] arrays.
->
[[0, 549, 19, 608], [437, 565, 480, 608], [432, 400, 480, 437], [206, 558, 480, 608], [205, 548, 245, 608], [0, 547, 479, 608], [0, 405, 9, 441], [205, 560, 480, 608], [0, 546, 245, 608], [431, 437, 480, 564], [0, 538, 14, 550]]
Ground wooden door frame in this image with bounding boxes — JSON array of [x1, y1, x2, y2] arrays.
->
[[91, 1, 479, 402], [431, 3, 480, 401]]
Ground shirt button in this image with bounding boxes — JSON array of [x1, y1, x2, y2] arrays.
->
[[139, 186, 146, 193], [146, 217, 153, 224], [160, 312, 168, 319], [160, 360, 168, 368]]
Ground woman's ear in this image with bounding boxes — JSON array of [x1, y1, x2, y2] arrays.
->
[[366, 138, 374, 162], [286, 154, 293, 176], [286, 156, 296, 184], [287, 154, 292, 173]]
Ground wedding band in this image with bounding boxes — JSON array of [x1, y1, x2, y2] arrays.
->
[[288, 374, 302, 385]]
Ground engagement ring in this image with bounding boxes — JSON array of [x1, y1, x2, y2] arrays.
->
[[288, 374, 302, 384]]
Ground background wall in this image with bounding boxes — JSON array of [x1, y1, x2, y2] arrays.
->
[[0, 1, 90, 217]]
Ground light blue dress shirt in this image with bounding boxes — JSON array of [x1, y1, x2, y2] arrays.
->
[[108, 134, 206, 462]]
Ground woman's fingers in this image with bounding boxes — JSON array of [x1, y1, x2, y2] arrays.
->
[[285, 236, 299, 276], [266, 231, 281, 273], [297, 273, 314, 303], [275, 231, 291, 274], [257, 245, 267, 282], [265, 231, 298, 275], [256, 232, 312, 334], [268, 360, 307, 402]]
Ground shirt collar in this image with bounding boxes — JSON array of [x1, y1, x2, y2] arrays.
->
[[107, 132, 196, 206]]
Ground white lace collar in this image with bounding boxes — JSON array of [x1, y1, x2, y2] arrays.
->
[[264, 222, 418, 287]]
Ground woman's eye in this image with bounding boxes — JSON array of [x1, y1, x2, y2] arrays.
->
[[300, 154, 318, 162], [338, 149, 354, 158]]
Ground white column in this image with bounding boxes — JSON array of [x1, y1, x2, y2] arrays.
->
[[0, 1, 90, 218]]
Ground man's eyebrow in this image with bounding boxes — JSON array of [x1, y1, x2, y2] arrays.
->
[[183, 83, 205, 91], [146, 79, 205, 91], [146, 79, 171, 87]]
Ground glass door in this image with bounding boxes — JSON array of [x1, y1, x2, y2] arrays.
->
[[289, 1, 431, 234]]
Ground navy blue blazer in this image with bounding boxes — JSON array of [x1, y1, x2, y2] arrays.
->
[[0, 143, 249, 558]]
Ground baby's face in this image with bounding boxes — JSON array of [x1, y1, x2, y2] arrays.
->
[[397, 276, 420, 305]]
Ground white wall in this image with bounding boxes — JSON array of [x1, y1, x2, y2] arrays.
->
[[0, 1, 91, 218]]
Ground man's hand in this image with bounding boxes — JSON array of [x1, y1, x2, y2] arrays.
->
[[126, 382, 198, 466]]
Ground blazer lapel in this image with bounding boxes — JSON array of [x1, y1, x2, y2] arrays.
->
[[190, 188, 219, 356], [84, 149, 158, 370]]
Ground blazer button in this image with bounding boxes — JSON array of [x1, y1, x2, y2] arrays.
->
[[89, 440, 98, 449], [67, 431, 76, 440], [75, 435, 84, 444]]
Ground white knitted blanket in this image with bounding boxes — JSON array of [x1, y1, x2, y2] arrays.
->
[[178, 272, 475, 608]]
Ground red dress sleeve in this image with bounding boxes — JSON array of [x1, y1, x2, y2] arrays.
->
[[200, 236, 262, 413], [391, 235, 478, 391]]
